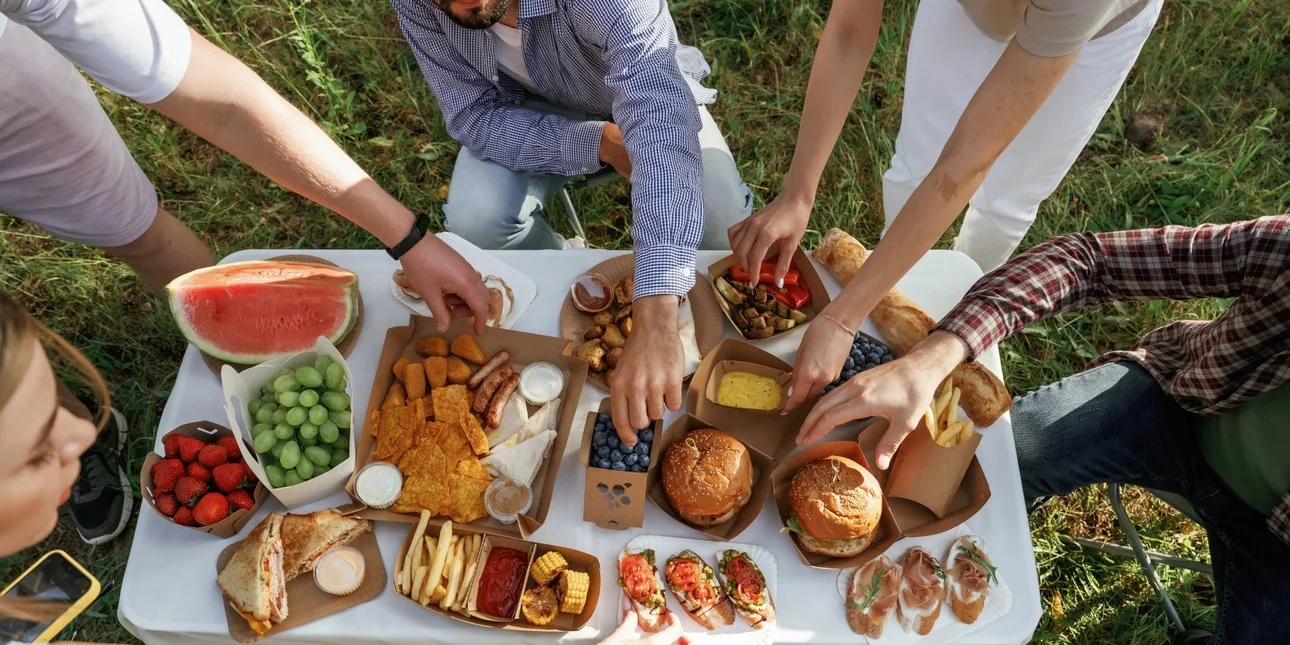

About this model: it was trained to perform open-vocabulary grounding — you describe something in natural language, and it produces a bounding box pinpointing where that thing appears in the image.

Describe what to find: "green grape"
[255,407,274,424]
[314,355,333,374]
[279,441,301,469]
[277,390,299,408]
[260,391,277,405]
[329,409,351,429]
[264,465,286,488]
[298,422,319,440]
[315,464,331,476]
[330,450,348,467]
[332,433,349,449]
[253,431,277,454]
[252,422,273,437]
[318,421,339,444]
[271,408,288,425]
[325,362,345,390]
[272,374,300,393]
[295,458,315,481]
[321,391,350,412]
[305,446,331,467]
[270,439,287,460]
[248,399,263,417]
[297,389,320,409]
[273,423,294,440]
[286,406,308,427]
[300,433,318,447]
[295,366,324,388]
[277,367,294,379]
[308,405,329,426]
[261,402,279,414]
[284,471,303,487]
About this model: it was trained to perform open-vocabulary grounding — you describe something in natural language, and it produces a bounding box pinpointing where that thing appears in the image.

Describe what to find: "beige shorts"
[0,21,157,248]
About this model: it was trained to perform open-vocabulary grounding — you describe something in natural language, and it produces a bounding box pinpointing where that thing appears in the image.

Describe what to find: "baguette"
[813,229,1011,426]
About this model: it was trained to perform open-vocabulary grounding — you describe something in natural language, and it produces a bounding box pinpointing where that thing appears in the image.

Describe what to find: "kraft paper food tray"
[346,315,588,538]
[706,246,832,342]
[770,441,902,570]
[686,338,813,460]
[645,414,774,541]
[221,336,356,510]
[216,525,385,643]
[467,535,536,622]
[578,398,664,530]
[886,414,985,519]
[140,421,269,538]
[857,419,991,537]
[394,520,601,631]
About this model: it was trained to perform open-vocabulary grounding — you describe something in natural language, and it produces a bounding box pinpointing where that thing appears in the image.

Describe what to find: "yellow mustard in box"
[716,371,783,410]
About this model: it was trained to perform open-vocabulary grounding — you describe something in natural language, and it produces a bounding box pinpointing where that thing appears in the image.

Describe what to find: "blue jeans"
[1014,361,1290,643]
[442,102,753,251]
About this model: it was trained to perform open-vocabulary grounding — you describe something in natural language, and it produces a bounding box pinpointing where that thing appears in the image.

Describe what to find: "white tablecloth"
[119,249,1041,644]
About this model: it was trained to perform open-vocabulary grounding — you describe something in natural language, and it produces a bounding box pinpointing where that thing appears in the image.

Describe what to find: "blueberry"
[595,421,605,433]
[881,355,894,364]
[844,357,855,370]
[607,435,620,450]
[625,453,639,466]
[597,458,611,469]
[610,449,624,462]
[639,429,654,443]
[611,461,628,472]
[633,464,647,473]
[635,443,649,456]
[593,433,607,447]
[596,445,610,458]
[639,455,650,468]
[598,411,611,423]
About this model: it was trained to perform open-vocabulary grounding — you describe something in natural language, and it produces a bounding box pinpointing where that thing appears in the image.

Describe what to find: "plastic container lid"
[484,477,533,525]
[354,461,403,509]
[313,546,366,596]
[519,362,564,405]
[571,273,613,313]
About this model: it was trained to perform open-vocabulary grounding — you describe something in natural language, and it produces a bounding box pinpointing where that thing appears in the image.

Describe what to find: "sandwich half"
[845,555,901,638]
[619,548,668,632]
[216,513,287,636]
[946,535,996,624]
[280,510,371,581]
[897,546,944,635]
[715,549,775,629]
[663,550,735,630]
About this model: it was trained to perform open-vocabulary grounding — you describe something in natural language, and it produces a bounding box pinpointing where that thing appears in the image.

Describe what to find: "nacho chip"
[455,456,492,482]
[373,399,423,463]
[448,474,492,523]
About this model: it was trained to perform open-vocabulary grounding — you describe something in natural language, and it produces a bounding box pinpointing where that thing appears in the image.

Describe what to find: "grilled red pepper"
[771,284,812,309]
[728,258,802,287]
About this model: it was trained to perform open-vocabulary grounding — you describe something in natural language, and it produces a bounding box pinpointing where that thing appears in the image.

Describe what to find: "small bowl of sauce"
[571,273,613,313]
[354,461,403,509]
[519,362,564,405]
[314,546,366,596]
[484,477,533,525]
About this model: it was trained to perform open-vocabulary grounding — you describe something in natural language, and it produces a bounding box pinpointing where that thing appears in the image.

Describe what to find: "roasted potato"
[575,340,608,372]
[613,277,633,307]
[601,324,627,349]
[614,305,632,324]
[606,347,623,369]
[592,311,614,327]
[584,325,605,341]
[620,317,633,337]
[714,276,744,306]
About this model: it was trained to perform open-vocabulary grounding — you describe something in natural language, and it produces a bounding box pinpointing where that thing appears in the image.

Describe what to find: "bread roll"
[812,229,1011,426]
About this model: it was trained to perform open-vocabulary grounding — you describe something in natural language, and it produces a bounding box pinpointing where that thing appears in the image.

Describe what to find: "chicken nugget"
[382,382,407,410]
[446,356,474,385]
[450,334,487,364]
[392,357,411,384]
[404,362,427,399]
[416,336,449,358]
[422,356,449,389]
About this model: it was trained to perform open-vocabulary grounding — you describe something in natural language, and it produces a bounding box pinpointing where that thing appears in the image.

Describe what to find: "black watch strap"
[386,213,430,261]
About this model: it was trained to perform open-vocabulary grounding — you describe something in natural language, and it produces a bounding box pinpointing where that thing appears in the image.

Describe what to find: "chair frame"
[557,167,621,239]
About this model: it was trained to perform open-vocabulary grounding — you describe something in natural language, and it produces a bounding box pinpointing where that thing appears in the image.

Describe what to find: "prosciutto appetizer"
[946,535,996,624]
[845,555,902,638]
[898,546,945,635]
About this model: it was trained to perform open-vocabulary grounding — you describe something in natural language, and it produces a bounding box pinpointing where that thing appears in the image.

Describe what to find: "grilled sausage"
[467,350,511,390]
[486,373,521,429]
[472,364,513,414]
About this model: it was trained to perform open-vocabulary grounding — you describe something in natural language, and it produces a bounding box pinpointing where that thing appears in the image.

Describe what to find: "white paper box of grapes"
[221,337,356,509]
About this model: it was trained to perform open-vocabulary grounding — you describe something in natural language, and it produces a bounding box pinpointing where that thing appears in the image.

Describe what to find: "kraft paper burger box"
[221,337,357,510]
[578,398,664,530]
[140,421,269,538]
[770,441,902,570]
[857,418,991,537]
[394,519,601,631]
[347,315,588,539]
[706,246,832,342]
[644,413,775,541]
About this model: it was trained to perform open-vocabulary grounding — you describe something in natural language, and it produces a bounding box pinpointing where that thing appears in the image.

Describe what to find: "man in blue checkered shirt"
[394,0,753,434]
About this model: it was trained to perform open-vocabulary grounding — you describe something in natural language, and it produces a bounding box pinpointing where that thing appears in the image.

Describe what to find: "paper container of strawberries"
[141,421,268,538]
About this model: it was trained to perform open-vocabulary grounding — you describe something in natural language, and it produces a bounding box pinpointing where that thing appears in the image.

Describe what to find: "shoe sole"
[79,408,134,546]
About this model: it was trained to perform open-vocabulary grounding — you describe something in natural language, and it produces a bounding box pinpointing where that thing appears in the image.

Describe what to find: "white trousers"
[882,0,1163,271]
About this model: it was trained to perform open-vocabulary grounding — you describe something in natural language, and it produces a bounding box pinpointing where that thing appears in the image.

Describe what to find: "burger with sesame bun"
[661,429,754,527]
[785,455,883,557]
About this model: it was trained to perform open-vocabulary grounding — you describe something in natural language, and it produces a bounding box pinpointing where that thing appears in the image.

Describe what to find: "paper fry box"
[770,441,901,570]
[686,338,812,459]
[578,398,663,530]
[140,422,268,538]
[645,414,774,541]
[394,521,600,632]
[857,420,991,537]
[347,315,588,539]
[706,246,832,342]
[886,415,985,518]
[221,337,356,510]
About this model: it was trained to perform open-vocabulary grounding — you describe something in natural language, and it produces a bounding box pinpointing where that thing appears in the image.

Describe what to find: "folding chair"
[557,167,621,239]
[1070,483,1213,633]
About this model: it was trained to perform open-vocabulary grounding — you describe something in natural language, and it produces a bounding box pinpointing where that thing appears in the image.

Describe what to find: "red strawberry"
[154,492,179,517]
[243,469,260,490]
[176,436,205,463]
[186,462,211,483]
[217,436,243,462]
[192,492,230,526]
[174,476,207,506]
[213,462,248,493]
[228,489,255,511]
[198,444,228,468]
[150,458,184,493]
[162,434,183,458]
[173,506,195,526]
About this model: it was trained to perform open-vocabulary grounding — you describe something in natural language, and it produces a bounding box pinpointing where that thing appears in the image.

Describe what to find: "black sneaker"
[70,407,133,545]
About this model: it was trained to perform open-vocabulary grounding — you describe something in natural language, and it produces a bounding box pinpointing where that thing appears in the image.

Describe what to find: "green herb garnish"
[957,544,998,585]
[785,516,805,536]
[846,566,885,612]
[931,559,946,581]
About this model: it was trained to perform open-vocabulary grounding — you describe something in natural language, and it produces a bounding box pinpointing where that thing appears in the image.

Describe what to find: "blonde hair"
[0,290,109,622]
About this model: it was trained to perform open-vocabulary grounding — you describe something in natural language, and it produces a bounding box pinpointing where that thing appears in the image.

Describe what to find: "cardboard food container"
[466,535,537,622]
[645,414,775,541]
[770,441,902,570]
[886,415,985,518]
[578,398,664,530]
[347,315,588,539]
[704,360,791,414]
[706,246,832,342]
[221,336,357,510]
[140,422,269,538]
[394,521,601,632]
[216,524,385,643]
[857,419,991,537]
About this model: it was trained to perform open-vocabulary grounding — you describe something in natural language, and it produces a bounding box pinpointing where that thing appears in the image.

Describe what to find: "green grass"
[2,0,1288,642]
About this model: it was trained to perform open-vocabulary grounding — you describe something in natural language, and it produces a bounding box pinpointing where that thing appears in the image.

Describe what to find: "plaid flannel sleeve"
[1271,495,1290,548]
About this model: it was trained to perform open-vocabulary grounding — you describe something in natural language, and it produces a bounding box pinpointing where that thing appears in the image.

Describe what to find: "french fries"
[397,518,484,614]
[925,378,977,447]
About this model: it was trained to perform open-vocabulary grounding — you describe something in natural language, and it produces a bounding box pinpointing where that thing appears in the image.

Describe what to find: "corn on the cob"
[521,587,559,626]
[559,569,589,614]
[530,551,568,586]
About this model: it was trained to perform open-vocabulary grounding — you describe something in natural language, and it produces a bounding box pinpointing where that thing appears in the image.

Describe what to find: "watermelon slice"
[167,261,360,364]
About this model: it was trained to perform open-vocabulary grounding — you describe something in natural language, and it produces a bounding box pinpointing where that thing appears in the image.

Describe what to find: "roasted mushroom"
[774,301,791,319]
[593,310,614,327]
[584,325,605,341]
[753,287,774,306]
[601,324,627,349]
[614,305,633,324]
[732,307,749,329]
[575,339,608,372]
[789,309,808,325]
[747,326,775,340]
[714,276,745,306]
[750,316,768,330]
[620,317,633,337]
[742,307,760,323]
[606,347,623,368]
[605,369,617,387]
[613,277,634,307]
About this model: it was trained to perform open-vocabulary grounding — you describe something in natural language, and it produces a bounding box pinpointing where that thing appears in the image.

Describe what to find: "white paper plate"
[624,535,777,644]
[834,525,1012,644]
[388,232,537,329]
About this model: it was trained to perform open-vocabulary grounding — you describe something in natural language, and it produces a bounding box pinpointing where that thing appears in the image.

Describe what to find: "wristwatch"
[385,213,431,261]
